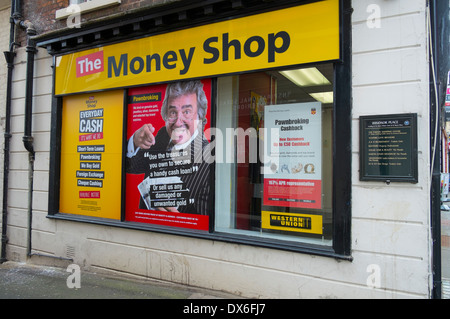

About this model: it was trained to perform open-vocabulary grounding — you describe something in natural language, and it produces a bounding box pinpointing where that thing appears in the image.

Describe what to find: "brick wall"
[17,0,181,43]
[22,0,67,32]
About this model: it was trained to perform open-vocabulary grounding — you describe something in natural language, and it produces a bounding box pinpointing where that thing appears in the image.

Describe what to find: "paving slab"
[0,261,239,299]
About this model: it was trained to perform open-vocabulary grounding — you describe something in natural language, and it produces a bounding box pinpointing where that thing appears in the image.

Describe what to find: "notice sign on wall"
[263,102,322,209]
[360,113,418,183]
[59,90,124,219]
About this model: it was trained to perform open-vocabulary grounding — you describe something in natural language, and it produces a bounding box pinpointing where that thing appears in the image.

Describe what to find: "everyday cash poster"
[59,90,124,219]
[263,102,322,209]
[125,79,212,231]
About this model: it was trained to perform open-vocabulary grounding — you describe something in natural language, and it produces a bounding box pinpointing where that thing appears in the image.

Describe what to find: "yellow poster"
[261,211,323,234]
[55,0,340,95]
[59,90,124,219]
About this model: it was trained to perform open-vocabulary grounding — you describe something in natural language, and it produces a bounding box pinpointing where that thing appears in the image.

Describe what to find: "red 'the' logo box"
[76,51,104,77]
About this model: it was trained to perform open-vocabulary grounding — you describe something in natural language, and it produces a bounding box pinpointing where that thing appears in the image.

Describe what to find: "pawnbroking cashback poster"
[263,102,322,209]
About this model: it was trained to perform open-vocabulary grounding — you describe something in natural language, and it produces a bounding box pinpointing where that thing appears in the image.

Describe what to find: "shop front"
[2,0,445,299]
[47,0,352,259]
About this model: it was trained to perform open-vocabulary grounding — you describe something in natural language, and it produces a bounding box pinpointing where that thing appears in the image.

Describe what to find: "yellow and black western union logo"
[270,214,312,229]
[262,211,323,234]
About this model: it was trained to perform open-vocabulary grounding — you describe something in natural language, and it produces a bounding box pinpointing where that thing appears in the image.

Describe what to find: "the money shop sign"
[55,0,340,95]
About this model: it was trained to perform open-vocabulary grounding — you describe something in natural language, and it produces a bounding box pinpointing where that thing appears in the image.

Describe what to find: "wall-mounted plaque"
[360,113,418,183]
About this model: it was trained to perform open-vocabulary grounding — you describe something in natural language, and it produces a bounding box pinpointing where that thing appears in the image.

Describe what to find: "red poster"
[125,80,212,230]
[263,179,322,209]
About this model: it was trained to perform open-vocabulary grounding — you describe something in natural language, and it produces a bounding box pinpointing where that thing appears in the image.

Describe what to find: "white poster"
[263,102,322,209]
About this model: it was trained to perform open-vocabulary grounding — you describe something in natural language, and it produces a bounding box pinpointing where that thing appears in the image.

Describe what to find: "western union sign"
[262,211,323,234]
[55,0,340,95]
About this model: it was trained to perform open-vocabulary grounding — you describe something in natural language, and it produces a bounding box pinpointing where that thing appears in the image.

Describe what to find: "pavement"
[0,204,449,300]
[0,260,241,300]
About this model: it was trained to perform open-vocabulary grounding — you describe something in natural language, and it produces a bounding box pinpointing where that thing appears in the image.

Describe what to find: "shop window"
[215,65,334,245]
[54,64,350,256]
[122,64,336,247]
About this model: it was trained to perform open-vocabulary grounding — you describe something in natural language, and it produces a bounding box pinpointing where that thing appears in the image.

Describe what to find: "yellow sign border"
[55,0,340,95]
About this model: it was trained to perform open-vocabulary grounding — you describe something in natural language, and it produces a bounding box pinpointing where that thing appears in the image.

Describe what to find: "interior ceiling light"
[309,92,334,104]
[280,67,331,87]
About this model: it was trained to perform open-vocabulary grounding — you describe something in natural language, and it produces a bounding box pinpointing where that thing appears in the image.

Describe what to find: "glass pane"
[214,64,334,245]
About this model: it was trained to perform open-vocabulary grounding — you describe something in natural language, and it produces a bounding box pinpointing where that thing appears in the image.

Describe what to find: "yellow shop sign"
[55,0,340,95]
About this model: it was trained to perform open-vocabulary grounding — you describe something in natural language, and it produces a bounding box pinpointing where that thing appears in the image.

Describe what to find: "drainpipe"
[1,1,71,263]
[429,0,450,299]
[0,2,19,264]
[10,0,37,258]
[22,19,36,258]
[23,24,36,157]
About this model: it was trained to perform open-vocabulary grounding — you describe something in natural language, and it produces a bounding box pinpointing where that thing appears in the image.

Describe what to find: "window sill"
[55,0,121,20]
[46,213,353,261]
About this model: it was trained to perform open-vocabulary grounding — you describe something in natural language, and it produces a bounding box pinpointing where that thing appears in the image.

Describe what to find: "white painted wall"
[0,5,11,226]
[1,0,433,298]
[351,0,432,297]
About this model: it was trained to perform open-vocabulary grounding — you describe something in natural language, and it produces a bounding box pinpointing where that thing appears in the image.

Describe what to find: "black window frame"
[46,0,352,260]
